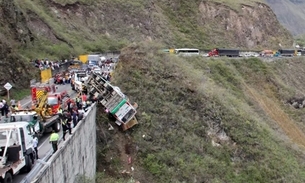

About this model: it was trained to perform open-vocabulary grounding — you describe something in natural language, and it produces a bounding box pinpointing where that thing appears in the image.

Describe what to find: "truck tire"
[24,154,32,173]
[3,172,12,183]
[52,121,61,132]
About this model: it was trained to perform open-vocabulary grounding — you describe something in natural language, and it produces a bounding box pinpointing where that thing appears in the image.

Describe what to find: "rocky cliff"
[13,0,294,51]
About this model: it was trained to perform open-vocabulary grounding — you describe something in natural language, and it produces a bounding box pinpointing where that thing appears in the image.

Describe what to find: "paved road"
[12,80,77,183]
[12,62,116,183]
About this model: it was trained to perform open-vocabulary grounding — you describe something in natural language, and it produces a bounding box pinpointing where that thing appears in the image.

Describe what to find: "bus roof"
[175,48,199,50]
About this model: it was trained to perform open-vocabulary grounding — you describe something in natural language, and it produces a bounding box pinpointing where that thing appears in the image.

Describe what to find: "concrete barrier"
[31,104,97,183]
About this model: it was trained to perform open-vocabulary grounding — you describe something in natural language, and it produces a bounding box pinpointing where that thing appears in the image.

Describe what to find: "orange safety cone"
[17,101,22,110]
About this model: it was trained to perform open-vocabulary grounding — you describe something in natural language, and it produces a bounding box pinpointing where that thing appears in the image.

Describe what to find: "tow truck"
[9,89,63,137]
[86,72,138,131]
[0,122,36,183]
[9,110,60,137]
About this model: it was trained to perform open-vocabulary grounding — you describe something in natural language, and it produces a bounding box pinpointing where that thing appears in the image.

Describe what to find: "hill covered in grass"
[95,42,305,183]
[0,0,294,88]
[12,0,293,58]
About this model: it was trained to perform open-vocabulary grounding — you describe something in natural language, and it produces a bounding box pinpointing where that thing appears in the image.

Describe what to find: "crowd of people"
[49,92,95,153]
[33,56,119,154]
[32,58,70,70]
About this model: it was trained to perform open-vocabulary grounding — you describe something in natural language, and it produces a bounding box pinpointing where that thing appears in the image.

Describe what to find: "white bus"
[174,48,200,56]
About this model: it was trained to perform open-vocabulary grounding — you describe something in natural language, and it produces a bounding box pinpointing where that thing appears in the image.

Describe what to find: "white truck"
[9,110,61,138]
[86,72,138,131]
[0,122,36,183]
[72,70,88,93]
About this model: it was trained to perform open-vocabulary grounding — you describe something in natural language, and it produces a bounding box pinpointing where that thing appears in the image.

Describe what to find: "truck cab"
[47,91,69,114]
[9,110,61,136]
[0,122,36,182]
[9,111,42,137]
[72,70,88,93]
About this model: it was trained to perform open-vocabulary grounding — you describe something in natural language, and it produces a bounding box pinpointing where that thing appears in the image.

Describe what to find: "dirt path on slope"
[244,84,305,148]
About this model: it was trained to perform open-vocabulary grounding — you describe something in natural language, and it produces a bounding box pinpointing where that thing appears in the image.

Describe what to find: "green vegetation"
[295,34,305,47]
[13,0,129,60]
[96,42,305,183]
[10,88,31,101]
[9,0,292,62]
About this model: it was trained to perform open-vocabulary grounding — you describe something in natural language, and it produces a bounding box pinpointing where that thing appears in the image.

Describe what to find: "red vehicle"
[31,85,69,114]
[31,84,56,103]
[47,91,69,114]
[208,48,240,57]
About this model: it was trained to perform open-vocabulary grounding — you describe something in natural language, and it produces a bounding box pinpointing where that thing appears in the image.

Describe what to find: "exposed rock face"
[12,0,293,51]
[198,2,293,49]
[0,0,295,87]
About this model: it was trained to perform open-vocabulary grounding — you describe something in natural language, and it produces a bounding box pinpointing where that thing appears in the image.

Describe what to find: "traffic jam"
[0,53,139,182]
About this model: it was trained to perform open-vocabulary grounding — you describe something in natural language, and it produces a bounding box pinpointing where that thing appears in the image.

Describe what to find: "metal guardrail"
[19,150,53,183]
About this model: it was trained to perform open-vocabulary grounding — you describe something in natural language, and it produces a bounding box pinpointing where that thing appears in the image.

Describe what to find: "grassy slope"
[96,42,305,183]
[12,0,292,61]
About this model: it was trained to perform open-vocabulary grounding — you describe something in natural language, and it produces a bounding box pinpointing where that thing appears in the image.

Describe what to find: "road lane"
[13,79,77,183]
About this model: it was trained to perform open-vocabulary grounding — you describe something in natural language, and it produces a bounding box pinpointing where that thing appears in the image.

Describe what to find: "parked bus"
[174,48,200,56]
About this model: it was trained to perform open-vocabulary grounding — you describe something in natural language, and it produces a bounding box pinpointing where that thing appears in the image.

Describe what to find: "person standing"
[33,137,39,159]
[2,102,9,118]
[61,116,72,141]
[10,99,16,108]
[72,108,78,128]
[0,100,4,116]
[75,96,81,109]
[49,130,59,153]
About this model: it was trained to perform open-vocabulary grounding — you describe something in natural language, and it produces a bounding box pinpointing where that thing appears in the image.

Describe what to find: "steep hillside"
[0,1,38,88]
[0,0,293,92]
[265,0,305,36]
[11,0,292,58]
[96,42,305,183]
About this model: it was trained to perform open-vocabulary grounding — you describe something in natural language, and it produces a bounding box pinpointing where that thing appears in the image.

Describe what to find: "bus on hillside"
[174,48,200,56]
